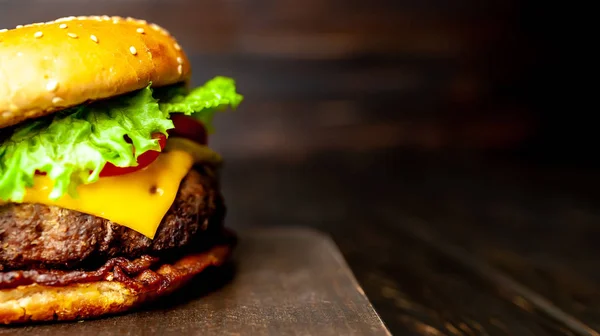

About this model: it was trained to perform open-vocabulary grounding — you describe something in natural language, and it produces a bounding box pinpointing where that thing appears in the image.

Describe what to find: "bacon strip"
[0,244,233,293]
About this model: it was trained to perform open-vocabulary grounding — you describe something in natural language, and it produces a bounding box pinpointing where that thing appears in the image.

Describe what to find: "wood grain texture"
[0,228,390,335]
[221,151,600,335]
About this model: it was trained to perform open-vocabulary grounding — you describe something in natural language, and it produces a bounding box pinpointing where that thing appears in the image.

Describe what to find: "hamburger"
[0,16,242,324]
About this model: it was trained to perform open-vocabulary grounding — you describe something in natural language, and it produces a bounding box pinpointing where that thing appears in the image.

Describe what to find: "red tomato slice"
[168,114,207,145]
[99,133,166,177]
[101,115,206,177]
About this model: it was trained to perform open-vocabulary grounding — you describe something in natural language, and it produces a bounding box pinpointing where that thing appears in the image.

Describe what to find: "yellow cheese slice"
[12,149,194,238]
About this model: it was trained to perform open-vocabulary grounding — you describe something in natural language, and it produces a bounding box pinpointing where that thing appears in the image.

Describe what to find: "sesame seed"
[137,20,147,25]
[34,31,43,38]
[46,79,59,92]
[16,25,23,29]
[174,43,181,51]
[0,29,7,33]
[129,46,137,55]
[59,23,68,29]
[90,34,98,43]
[177,64,183,75]
[177,57,183,64]
[2,111,12,118]
[150,24,161,31]
[52,97,64,105]
[67,32,78,39]
[136,28,145,34]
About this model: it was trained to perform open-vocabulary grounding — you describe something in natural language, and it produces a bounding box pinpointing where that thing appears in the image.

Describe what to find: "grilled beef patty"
[0,165,225,271]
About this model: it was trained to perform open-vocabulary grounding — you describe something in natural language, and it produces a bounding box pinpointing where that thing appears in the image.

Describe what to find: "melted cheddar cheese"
[18,150,194,238]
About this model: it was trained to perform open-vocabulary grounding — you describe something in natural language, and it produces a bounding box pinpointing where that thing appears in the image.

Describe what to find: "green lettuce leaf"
[0,76,242,202]
[159,76,243,132]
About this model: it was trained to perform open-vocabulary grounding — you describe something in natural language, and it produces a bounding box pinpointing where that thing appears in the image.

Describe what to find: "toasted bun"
[0,16,191,129]
[0,244,231,324]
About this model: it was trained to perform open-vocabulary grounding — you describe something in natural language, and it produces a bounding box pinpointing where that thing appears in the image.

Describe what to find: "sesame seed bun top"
[0,16,191,129]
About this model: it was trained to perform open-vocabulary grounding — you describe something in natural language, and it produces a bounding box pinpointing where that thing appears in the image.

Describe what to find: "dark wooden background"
[2,1,597,335]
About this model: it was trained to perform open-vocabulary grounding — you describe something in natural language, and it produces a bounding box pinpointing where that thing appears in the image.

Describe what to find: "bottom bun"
[0,244,232,324]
